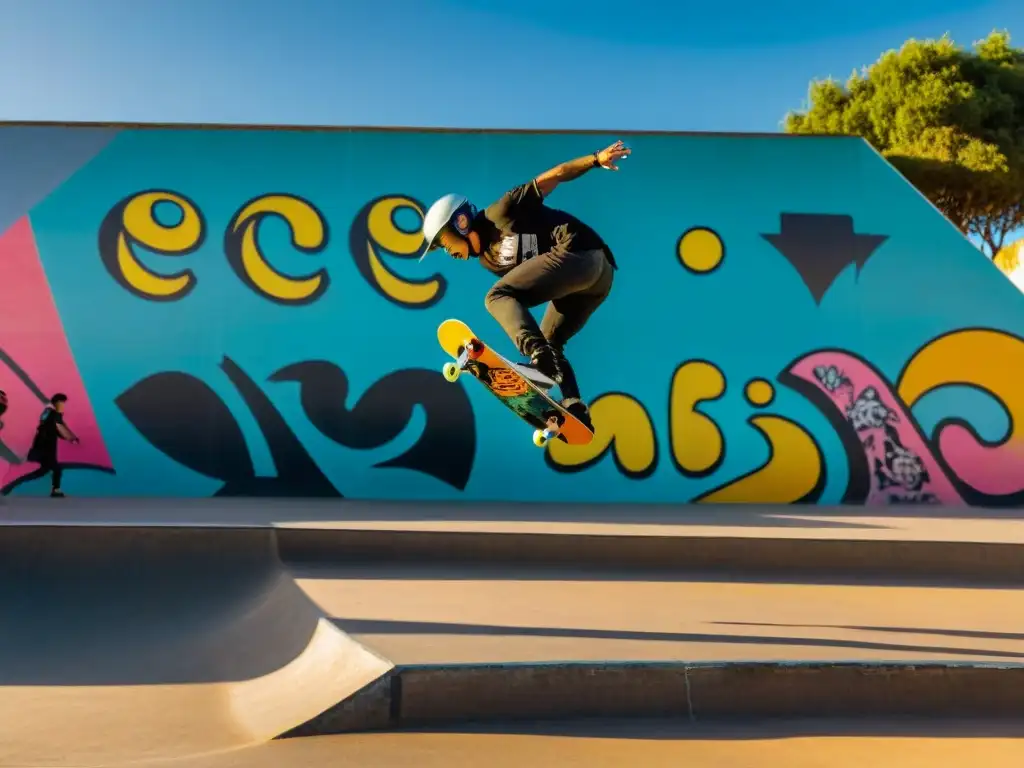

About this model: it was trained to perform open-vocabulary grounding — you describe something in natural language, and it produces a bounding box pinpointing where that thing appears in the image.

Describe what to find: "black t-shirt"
[474,180,612,277]
[29,407,62,460]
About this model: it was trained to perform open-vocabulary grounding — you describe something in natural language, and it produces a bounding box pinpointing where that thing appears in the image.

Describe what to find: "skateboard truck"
[442,338,484,383]
[532,414,564,448]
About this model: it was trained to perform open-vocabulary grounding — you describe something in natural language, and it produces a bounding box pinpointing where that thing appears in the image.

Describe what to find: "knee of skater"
[484,284,514,313]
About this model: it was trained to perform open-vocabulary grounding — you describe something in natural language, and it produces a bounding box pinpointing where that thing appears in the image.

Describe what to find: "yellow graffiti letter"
[351,195,446,309]
[225,194,329,305]
[98,190,205,301]
[899,328,1024,414]
[670,360,726,476]
[695,415,824,504]
[546,393,657,478]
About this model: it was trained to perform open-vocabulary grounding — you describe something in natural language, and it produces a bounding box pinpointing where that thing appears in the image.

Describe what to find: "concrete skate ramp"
[0,526,392,767]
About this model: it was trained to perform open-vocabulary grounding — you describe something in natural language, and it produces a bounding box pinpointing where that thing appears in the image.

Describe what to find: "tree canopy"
[784,31,1024,261]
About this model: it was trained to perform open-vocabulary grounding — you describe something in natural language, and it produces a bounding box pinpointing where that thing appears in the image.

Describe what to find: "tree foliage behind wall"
[784,31,1024,261]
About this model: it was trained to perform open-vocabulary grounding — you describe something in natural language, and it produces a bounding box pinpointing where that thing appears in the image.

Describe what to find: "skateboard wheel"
[532,429,548,447]
[442,362,461,382]
[466,338,484,360]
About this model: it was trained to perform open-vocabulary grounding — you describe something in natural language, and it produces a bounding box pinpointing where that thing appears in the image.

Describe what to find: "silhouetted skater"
[24,393,79,497]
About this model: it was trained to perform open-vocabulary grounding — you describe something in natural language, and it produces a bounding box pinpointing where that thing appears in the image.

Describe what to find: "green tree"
[784,31,1024,260]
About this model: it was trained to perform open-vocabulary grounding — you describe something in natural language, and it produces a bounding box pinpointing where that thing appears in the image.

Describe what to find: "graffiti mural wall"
[2,123,1023,505]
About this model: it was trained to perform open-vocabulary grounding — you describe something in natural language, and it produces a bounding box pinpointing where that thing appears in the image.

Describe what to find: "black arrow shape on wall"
[762,213,888,304]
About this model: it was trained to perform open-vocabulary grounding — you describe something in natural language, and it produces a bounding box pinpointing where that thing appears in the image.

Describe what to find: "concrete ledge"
[0,523,279,565]
[291,661,1024,736]
[277,528,1024,584]
[4,499,1023,583]
[3,524,1020,583]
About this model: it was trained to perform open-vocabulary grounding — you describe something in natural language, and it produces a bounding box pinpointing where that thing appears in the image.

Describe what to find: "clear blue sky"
[0,0,1020,132]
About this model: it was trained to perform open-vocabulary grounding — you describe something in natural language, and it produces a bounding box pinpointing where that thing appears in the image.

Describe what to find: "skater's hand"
[596,140,630,170]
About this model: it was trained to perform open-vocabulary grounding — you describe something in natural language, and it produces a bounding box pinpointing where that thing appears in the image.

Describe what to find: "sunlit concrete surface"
[3,506,1024,766]
[293,562,1024,664]
[145,719,1024,768]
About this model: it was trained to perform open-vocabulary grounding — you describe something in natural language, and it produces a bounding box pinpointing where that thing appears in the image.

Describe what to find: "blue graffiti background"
[20,127,1024,501]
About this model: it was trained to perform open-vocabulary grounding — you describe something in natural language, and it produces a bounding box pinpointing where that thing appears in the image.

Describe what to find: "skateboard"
[437,318,594,447]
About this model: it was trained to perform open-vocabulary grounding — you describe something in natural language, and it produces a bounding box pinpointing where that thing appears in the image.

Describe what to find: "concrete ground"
[291,561,1024,664]
[143,719,1024,768]
[3,500,1024,767]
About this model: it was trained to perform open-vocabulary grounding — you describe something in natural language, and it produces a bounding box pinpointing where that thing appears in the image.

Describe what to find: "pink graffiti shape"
[934,424,1024,498]
[788,351,966,506]
[0,216,113,488]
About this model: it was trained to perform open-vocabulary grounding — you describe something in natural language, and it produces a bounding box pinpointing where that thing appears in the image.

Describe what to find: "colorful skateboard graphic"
[437,319,595,448]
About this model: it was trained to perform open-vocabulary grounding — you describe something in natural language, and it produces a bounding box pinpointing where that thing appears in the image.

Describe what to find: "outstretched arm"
[534,140,631,197]
[57,422,79,444]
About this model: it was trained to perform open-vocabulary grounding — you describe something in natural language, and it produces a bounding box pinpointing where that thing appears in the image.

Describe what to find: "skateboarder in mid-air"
[420,139,631,430]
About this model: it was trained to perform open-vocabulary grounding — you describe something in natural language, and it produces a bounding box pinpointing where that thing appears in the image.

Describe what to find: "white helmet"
[420,193,475,260]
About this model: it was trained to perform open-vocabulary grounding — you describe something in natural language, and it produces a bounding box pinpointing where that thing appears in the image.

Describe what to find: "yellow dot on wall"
[745,378,775,407]
[677,227,724,274]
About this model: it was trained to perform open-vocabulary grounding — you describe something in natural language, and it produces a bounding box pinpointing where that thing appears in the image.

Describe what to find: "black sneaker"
[528,344,564,385]
[563,399,594,431]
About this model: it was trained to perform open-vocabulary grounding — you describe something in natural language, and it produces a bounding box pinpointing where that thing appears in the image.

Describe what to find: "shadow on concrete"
[289,560,1024,591]
[371,715,1024,740]
[0,526,324,685]
[6,497,1024,529]
[0,525,394,766]
[328,616,1024,660]
[716,621,1024,642]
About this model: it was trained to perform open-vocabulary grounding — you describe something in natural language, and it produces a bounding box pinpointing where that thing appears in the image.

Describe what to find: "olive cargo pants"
[484,247,614,403]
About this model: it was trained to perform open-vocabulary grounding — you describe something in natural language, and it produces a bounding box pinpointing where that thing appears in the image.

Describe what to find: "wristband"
[592,152,601,168]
